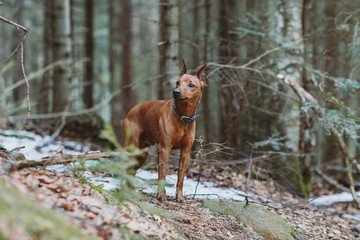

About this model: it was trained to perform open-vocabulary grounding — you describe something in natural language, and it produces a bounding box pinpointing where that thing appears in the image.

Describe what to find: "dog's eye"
[176,81,180,86]
[189,83,195,88]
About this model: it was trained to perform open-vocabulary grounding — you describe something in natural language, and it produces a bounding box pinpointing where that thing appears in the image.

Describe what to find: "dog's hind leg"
[124,128,150,174]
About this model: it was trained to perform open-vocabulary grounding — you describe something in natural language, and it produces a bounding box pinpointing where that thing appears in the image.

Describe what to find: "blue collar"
[172,99,199,123]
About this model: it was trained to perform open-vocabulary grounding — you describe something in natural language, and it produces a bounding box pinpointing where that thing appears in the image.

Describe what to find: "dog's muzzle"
[173,89,181,100]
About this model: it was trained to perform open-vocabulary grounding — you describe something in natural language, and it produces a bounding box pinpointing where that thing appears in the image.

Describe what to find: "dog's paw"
[176,194,186,203]
[157,192,167,201]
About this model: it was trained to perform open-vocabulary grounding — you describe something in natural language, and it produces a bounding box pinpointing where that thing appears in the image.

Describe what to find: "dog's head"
[173,59,207,102]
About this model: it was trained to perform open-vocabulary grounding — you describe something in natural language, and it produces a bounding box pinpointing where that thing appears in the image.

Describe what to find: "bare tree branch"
[0,16,30,32]
[0,15,31,117]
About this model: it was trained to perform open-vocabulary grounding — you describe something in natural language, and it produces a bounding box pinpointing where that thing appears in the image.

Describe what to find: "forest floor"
[0,128,359,239]
[2,161,359,239]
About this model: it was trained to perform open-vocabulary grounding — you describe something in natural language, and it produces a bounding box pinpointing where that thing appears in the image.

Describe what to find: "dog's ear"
[197,64,207,84]
[180,59,187,76]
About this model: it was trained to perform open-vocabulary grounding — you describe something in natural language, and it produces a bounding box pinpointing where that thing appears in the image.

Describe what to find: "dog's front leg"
[157,143,171,201]
[176,145,191,202]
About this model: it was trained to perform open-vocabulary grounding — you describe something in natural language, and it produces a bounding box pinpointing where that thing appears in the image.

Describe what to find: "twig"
[245,146,255,204]
[207,155,268,167]
[36,96,73,148]
[0,16,30,32]
[280,74,360,208]
[8,152,113,172]
[192,137,205,199]
[2,60,65,96]
[206,46,283,78]
[0,15,31,117]
[314,167,349,193]
[20,42,30,117]
[48,145,64,158]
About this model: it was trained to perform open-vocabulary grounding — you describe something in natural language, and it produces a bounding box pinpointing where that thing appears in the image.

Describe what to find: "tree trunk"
[202,0,212,144]
[51,0,73,113]
[109,0,123,144]
[121,0,135,116]
[38,0,52,114]
[191,1,200,69]
[312,0,338,169]
[83,0,94,109]
[158,0,179,99]
[268,0,308,197]
[271,0,304,153]
[11,0,25,104]
[217,0,239,151]
[158,0,166,100]
[300,0,315,193]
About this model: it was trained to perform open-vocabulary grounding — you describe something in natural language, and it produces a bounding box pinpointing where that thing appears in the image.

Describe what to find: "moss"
[204,200,304,240]
[295,157,313,199]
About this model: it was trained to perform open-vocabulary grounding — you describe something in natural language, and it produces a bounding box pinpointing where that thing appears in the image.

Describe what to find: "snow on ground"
[310,192,360,206]
[135,169,247,201]
[86,169,247,201]
[1,129,359,207]
[0,129,89,159]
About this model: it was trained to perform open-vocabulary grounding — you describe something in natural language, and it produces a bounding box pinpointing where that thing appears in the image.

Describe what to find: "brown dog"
[122,60,207,202]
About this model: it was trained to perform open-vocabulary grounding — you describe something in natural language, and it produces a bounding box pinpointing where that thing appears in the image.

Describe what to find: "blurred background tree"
[0,0,359,197]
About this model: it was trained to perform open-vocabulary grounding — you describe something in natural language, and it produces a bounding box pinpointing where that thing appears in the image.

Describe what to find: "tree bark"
[83,0,94,108]
[271,0,304,153]
[38,0,52,114]
[202,0,212,144]
[158,0,179,99]
[217,0,239,151]
[51,0,73,113]
[109,0,123,144]
[121,0,135,116]
[158,0,166,100]
[11,0,25,103]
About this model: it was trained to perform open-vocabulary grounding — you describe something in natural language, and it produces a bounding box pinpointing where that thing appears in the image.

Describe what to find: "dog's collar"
[172,99,199,123]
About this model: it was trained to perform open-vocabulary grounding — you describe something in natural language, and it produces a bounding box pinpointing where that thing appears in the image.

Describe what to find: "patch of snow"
[135,169,246,201]
[324,207,360,222]
[310,191,360,206]
[0,129,89,159]
[46,164,69,173]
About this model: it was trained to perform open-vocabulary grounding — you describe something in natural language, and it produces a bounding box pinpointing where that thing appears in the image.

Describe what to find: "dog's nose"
[173,89,181,97]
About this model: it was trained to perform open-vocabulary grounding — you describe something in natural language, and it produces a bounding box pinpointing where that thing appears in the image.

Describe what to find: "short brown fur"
[122,60,207,202]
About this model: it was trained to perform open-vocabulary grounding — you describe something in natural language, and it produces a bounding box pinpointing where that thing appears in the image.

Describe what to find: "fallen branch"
[8,152,113,172]
[280,74,360,208]
[314,167,349,193]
